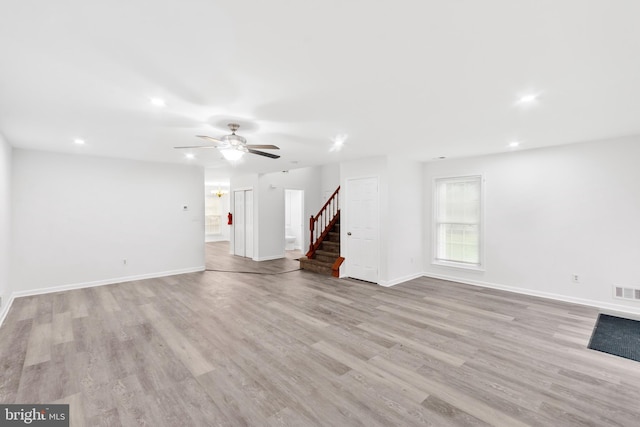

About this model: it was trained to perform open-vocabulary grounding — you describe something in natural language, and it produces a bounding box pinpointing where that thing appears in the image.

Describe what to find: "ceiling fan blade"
[248,149,280,159]
[196,135,224,144]
[174,145,219,149]
[245,144,280,150]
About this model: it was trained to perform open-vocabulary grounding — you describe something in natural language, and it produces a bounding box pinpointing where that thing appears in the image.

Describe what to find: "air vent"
[614,286,640,301]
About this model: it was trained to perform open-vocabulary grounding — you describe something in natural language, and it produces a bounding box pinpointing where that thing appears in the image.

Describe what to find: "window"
[434,175,482,268]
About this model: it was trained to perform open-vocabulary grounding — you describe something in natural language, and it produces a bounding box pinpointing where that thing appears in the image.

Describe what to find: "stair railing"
[307,186,340,258]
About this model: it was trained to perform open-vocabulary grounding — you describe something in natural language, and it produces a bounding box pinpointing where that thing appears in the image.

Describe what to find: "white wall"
[256,167,321,260]
[385,156,423,285]
[423,137,640,314]
[0,133,11,315]
[230,168,322,261]
[11,149,205,294]
[339,155,424,286]
[320,162,340,201]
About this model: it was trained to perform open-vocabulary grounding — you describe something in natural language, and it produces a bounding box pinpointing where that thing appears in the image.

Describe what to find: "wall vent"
[614,286,640,301]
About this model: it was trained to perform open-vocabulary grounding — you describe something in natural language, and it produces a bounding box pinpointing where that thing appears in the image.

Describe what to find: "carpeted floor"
[588,314,640,362]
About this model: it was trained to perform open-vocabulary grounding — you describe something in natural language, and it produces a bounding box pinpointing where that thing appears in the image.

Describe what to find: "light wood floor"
[2,242,640,426]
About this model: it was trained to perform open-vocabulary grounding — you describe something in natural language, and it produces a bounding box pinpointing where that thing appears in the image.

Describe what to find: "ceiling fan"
[174,123,280,161]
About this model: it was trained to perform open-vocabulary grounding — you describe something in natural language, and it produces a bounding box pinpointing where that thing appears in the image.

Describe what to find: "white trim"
[432,259,485,272]
[0,266,205,328]
[431,174,485,270]
[422,272,640,316]
[344,175,380,284]
[230,186,254,256]
[378,272,424,287]
[253,254,284,261]
[0,294,16,328]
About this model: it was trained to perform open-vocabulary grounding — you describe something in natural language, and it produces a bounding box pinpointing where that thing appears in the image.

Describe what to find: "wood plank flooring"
[2,241,640,426]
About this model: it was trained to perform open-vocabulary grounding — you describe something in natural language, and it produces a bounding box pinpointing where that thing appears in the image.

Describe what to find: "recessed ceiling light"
[185,153,195,159]
[73,138,85,145]
[150,97,166,107]
[517,94,538,104]
[330,133,348,152]
[508,141,520,148]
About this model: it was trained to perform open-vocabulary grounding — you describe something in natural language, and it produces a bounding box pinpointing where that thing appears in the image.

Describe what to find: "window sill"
[432,260,485,272]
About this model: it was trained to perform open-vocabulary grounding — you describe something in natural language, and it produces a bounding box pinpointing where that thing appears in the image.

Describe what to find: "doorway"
[233,189,254,258]
[284,189,304,252]
[345,176,379,283]
[204,185,230,243]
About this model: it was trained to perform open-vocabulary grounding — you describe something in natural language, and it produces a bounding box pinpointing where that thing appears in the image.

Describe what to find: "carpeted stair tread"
[300,258,334,268]
[327,231,340,242]
[320,241,340,252]
[316,249,340,257]
[299,257,333,275]
[315,254,339,264]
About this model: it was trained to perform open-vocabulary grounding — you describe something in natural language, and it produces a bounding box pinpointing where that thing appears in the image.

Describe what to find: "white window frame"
[432,174,484,271]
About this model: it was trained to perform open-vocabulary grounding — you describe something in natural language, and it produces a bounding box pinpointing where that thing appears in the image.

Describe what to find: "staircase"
[299,186,344,277]
[299,218,343,276]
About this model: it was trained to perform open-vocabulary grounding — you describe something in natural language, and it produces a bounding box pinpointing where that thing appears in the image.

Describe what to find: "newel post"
[308,215,315,255]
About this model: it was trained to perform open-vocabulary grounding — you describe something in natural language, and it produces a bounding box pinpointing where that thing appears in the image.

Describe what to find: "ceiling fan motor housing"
[222,134,247,146]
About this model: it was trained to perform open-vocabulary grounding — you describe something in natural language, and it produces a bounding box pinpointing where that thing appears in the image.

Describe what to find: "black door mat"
[588,314,640,362]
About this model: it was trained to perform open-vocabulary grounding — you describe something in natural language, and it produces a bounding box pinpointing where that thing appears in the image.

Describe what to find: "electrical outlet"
[572,274,579,283]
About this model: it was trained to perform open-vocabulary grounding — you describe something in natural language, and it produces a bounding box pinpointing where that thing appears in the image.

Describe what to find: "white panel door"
[346,177,379,283]
[245,190,253,258]
[233,190,245,257]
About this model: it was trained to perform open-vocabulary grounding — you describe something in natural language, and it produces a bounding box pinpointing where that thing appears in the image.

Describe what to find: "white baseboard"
[0,293,16,329]
[378,272,424,287]
[0,266,205,328]
[422,272,640,317]
[253,254,285,262]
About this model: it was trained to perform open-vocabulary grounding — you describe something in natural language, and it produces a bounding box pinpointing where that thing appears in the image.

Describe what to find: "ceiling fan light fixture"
[177,123,280,160]
[220,148,245,162]
[222,134,246,146]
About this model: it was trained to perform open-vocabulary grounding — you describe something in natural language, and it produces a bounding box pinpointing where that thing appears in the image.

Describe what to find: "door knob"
[347,232,352,236]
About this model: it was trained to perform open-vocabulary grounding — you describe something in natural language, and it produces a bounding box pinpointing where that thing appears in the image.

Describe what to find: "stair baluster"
[307,186,340,259]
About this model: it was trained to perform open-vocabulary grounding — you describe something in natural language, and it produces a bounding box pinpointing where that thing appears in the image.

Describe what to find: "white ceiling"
[2,1,640,177]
